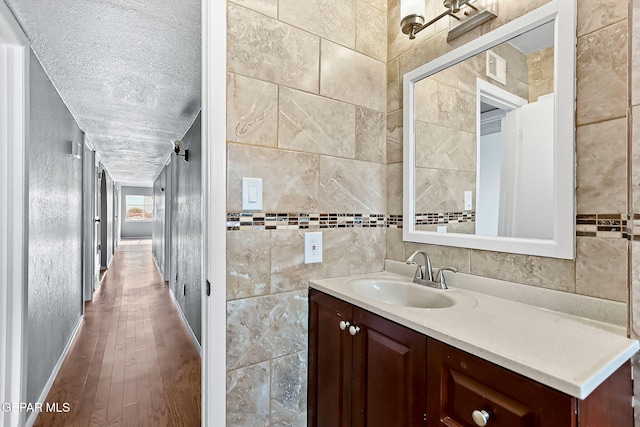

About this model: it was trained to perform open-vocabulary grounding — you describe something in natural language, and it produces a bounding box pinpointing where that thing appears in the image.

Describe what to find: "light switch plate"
[304,232,322,264]
[464,191,473,211]
[242,177,262,211]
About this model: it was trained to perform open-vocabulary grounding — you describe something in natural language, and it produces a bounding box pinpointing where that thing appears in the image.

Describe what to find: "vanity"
[308,265,638,427]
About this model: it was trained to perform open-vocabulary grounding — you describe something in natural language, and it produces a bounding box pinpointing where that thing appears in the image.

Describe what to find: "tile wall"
[226,1,387,425]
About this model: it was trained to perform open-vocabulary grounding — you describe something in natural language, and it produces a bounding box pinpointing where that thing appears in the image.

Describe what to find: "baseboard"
[169,289,202,357]
[25,314,83,427]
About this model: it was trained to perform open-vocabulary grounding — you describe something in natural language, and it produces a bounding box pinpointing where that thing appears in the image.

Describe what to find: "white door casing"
[202,0,227,424]
[0,2,29,426]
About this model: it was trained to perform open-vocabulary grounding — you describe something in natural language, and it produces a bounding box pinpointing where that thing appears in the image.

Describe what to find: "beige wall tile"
[415,168,475,212]
[387,162,403,215]
[436,82,476,134]
[229,0,277,18]
[279,87,356,158]
[576,118,627,214]
[227,143,320,212]
[227,231,272,300]
[271,352,307,425]
[364,0,387,10]
[576,237,628,302]
[270,230,323,293]
[576,20,627,126]
[355,107,386,163]
[386,228,404,261]
[347,228,387,274]
[357,0,387,62]
[228,3,320,93]
[322,229,358,278]
[415,121,474,171]
[484,0,551,33]
[320,40,386,112]
[227,361,270,426]
[469,250,576,292]
[633,1,640,106]
[270,229,384,294]
[415,121,455,169]
[404,242,472,274]
[388,58,401,112]
[577,0,627,37]
[414,77,439,124]
[279,0,356,48]
[398,31,448,78]
[319,156,387,213]
[227,290,308,370]
[227,73,278,147]
[387,109,403,164]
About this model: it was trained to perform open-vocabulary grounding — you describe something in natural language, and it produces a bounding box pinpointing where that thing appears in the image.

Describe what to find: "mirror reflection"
[413,21,555,239]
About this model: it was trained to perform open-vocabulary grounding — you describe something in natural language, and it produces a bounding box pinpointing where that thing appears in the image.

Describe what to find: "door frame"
[201,0,227,425]
[0,2,29,426]
[82,139,96,302]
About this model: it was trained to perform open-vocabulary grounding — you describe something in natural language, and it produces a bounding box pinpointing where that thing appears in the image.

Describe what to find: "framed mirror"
[403,0,575,259]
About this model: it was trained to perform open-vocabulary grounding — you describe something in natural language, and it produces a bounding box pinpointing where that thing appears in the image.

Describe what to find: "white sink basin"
[347,278,456,309]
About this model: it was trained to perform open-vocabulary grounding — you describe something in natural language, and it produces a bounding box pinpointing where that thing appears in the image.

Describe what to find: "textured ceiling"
[4,0,201,185]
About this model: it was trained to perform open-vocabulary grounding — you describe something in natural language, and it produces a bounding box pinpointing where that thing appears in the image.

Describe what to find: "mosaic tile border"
[229,212,637,240]
[227,212,395,231]
[415,211,476,225]
[577,214,629,239]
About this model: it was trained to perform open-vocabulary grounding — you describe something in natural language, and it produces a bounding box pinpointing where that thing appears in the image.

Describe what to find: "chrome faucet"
[405,250,434,285]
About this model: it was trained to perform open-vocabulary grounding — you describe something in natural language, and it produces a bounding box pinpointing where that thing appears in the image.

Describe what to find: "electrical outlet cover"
[304,232,322,264]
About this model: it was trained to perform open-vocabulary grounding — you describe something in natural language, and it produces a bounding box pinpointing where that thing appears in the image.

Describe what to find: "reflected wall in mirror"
[414,21,555,239]
[403,0,575,259]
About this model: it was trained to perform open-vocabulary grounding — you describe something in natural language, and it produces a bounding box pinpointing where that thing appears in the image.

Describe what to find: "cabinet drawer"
[447,369,535,426]
[427,338,575,427]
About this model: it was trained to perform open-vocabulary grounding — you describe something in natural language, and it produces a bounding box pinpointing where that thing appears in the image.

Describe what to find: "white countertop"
[309,269,639,399]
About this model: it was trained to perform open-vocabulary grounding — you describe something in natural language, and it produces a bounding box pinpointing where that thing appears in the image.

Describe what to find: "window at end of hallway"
[125,195,153,221]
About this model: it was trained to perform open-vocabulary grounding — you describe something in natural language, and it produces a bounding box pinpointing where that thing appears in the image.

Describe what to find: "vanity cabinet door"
[426,338,576,427]
[351,307,427,427]
[308,290,354,427]
[309,290,427,427]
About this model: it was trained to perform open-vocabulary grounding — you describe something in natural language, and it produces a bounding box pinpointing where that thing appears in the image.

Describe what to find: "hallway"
[34,243,201,427]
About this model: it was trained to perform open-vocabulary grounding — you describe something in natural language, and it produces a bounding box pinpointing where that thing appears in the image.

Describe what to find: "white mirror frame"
[403,0,575,259]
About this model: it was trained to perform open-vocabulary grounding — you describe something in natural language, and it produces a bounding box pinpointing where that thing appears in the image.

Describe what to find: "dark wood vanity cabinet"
[427,338,633,427]
[308,289,427,427]
[309,289,633,427]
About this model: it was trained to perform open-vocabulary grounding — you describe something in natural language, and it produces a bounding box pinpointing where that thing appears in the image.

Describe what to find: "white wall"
[511,94,555,239]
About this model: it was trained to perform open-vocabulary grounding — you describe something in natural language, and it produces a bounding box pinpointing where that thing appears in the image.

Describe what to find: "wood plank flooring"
[34,244,201,427]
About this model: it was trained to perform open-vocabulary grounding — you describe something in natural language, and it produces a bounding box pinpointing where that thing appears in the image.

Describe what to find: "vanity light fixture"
[173,139,189,162]
[400,0,496,41]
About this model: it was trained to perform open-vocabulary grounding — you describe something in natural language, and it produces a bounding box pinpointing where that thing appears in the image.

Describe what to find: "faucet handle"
[437,267,458,289]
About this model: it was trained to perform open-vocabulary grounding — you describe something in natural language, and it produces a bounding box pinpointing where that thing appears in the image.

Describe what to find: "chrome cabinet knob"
[348,325,360,336]
[472,410,490,426]
[339,320,350,331]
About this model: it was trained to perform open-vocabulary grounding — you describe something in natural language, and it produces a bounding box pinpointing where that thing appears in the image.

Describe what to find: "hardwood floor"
[34,244,201,427]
